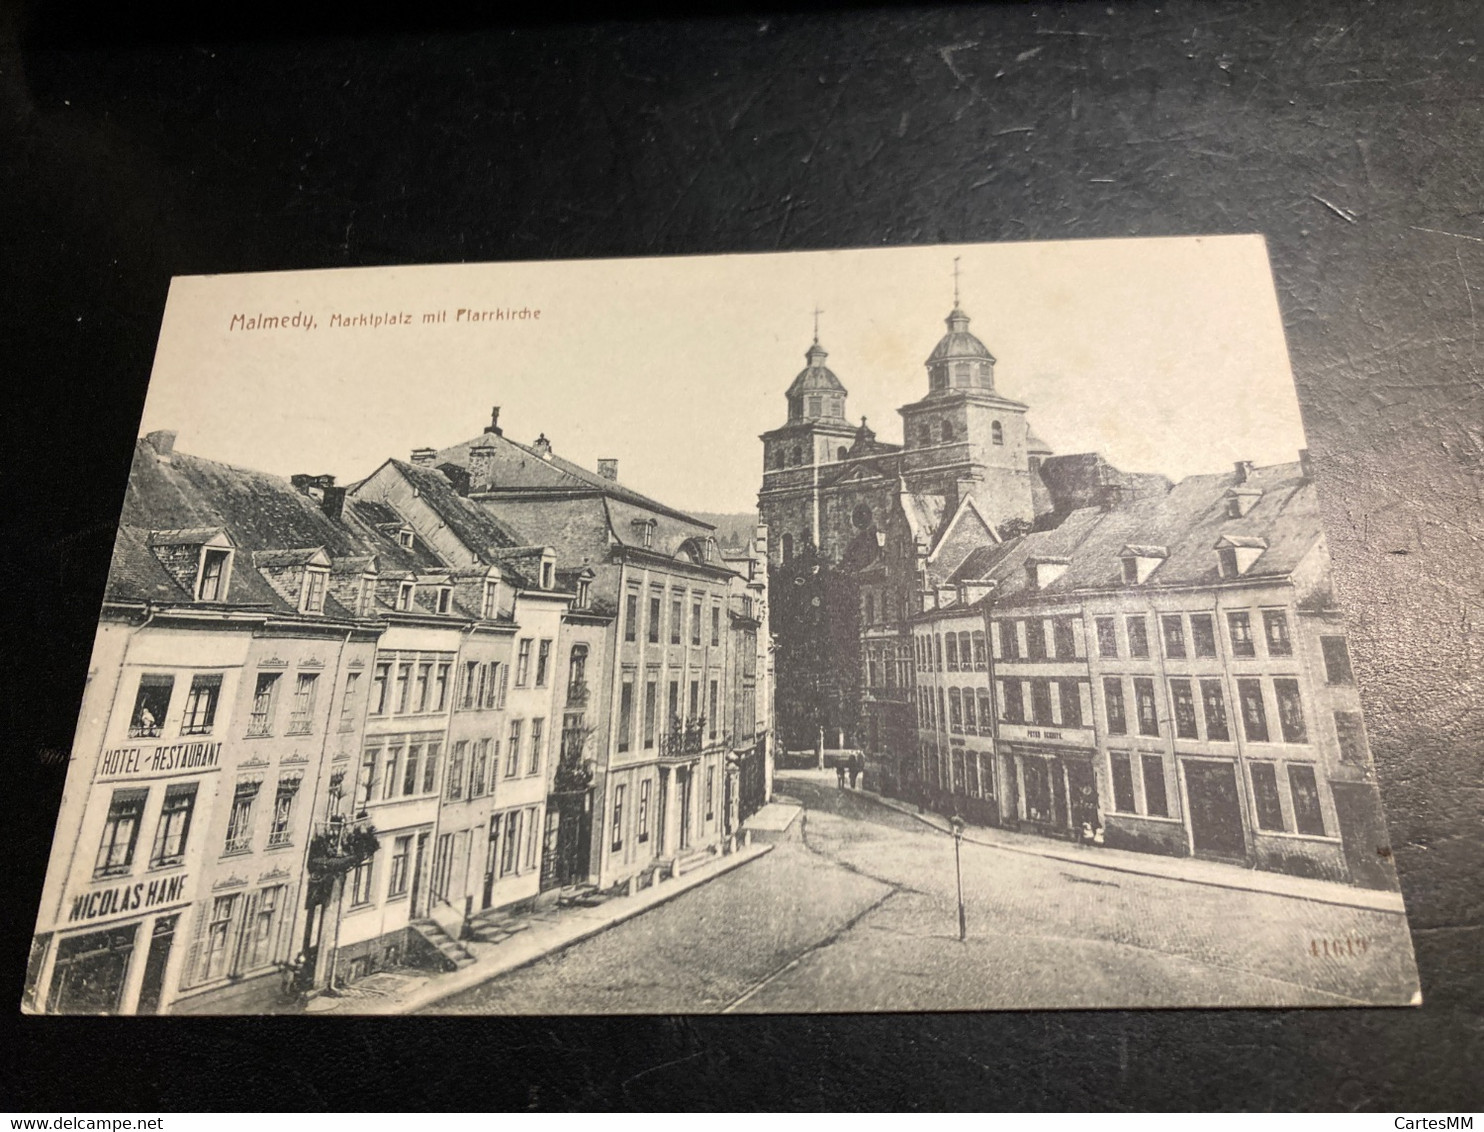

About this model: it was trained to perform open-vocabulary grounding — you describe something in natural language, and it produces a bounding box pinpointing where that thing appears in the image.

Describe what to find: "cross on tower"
[953,256,961,307]
[812,305,824,344]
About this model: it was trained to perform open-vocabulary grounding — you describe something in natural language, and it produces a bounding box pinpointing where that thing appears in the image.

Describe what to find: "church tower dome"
[785,336,848,423]
[925,306,996,394]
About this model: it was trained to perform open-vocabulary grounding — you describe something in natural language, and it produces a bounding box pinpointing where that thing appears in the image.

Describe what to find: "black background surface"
[2,0,1480,1111]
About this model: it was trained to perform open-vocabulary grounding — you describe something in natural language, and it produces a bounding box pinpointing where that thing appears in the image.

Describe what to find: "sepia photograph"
[23,236,1423,1017]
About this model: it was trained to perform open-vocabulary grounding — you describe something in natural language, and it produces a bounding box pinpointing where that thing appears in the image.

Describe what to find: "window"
[691,599,703,646]
[541,561,554,590]
[128,674,174,739]
[1121,558,1139,585]
[388,836,412,897]
[223,782,259,855]
[568,644,588,702]
[670,595,683,644]
[245,673,280,737]
[1263,610,1292,656]
[941,420,954,442]
[963,689,978,733]
[371,662,390,715]
[945,633,959,671]
[971,631,987,670]
[1335,711,1369,764]
[267,776,300,847]
[396,582,414,612]
[1110,754,1136,812]
[1227,611,1255,657]
[618,673,635,752]
[1238,678,1269,742]
[1274,678,1307,743]
[339,671,361,731]
[1171,679,1198,739]
[807,395,822,417]
[435,587,452,615]
[246,885,285,970]
[1218,547,1240,578]
[1161,615,1186,659]
[1058,681,1082,728]
[482,580,499,620]
[999,621,1020,660]
[1250,762,1284,831]
[94,788,147,877]
[150,783,196,868]
[434,663,449,711]
[528,719,544,776]
[1200,679,1230,740]
[668,679,680,729]
[1126,616,1149,658]
[648,594,662,643]
[1142,756,1169,817]
[1321,636,1354,684]
[506,721,522,777]
[1030,680,1053,726]
[1288,764,1326,835]
[709,679,719,739]
[991,420,1003,445]
[198,548,231,601]
[381,746,402,800]
[612,785,626,851]
[397,530,414,550]
[356,747,377,810]
[1190,614,1217,658]
[402,744,422,796]
[1002,677,1024,723]
[1134,677,1159,736]
[1103,678,1126,735]
[643,675,658,748]
[638,779,651,842]
[525,807,541,870]
[470,739,490,798]
[199,895,238,983]
[394,662,411,714]
[414,663,431,712]
[287,672,318,735]
[349,857,374,906]
[516,639,532,686]
[949,688,963,732]
[1026,620,1047,660]
[501,811,521,876]
[496,664,508,708]
[302,568,328,614]
[461,662,478,710]
[448,742,467,801]
[180,673,222,736]
[1053,618,1076,659]
[325,770,346,820]
[625,592,639,642]
[780,533,794,561]
[422,742,441,794]
[535,640,552,687]
[711,604,721,647]
[1095,618,1118,659]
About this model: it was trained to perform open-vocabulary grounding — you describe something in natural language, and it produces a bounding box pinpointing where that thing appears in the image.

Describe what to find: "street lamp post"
[950,815,967,942]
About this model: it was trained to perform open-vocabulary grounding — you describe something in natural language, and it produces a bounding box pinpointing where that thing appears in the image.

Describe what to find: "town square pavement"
[427,770,1419,1013]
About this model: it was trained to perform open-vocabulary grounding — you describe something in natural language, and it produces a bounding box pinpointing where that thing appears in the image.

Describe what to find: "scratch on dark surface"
[1311,193,1358,223]
[936,41,979,86]
[994,125,1035,136]
[619,1049,706,1094]
[1411,225,1484,244]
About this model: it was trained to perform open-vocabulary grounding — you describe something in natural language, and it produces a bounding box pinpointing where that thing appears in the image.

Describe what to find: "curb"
[855,787,1407,916]
[353,842,776,1015]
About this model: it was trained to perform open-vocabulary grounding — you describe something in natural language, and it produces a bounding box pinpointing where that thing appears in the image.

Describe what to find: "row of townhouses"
[760,296,1394,891]
[27,417,772,1014]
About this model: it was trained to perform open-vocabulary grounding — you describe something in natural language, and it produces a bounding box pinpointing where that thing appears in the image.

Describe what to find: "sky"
[140,235,1308,515]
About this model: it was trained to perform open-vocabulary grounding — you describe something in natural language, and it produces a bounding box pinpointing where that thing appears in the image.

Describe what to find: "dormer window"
[1224,488,1263,519]
[436,587,452,614]
[398,529,414,550]
[1119,545,1169,585]
[396,582,415,611]
[197,547,233,602]
[1215,535,1268,577]
[1025,557,1069,590]
[481,580,499,619]
[300,567,328,614]
[540,553,555,591]
[632,518,656,549]
[577,578,591,607]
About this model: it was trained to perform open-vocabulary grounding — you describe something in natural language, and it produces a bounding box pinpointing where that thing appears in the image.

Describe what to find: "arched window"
[791,445,803,466]
[941,420,955,442]
[837,446,848,462]
[991,420,1004,445]
[780,532,794,561]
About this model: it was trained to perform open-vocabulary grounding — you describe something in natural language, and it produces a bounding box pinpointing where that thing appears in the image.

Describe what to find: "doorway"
[410,831,429,916]
[1184,759,1247,860]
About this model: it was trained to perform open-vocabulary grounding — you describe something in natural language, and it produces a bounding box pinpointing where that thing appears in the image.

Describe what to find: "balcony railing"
[657,717,732,759]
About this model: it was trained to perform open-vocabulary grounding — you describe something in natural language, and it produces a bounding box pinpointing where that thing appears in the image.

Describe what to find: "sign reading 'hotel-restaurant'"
[98,741,222,779]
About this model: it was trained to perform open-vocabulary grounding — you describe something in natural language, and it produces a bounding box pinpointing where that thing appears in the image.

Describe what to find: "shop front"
[1004,742,1102,844]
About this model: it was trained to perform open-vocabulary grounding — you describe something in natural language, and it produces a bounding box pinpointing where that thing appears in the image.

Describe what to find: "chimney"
[597,458,618,481]
[1234,460,1255,484]
[145,429,177,461]
[484,406,503,435]
[411,447,438,467]
[291,474,344,520]
[533,433,552,459]
[1298,448,1312,480]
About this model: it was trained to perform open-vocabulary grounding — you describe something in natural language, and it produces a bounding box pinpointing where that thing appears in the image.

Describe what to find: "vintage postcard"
[24,237,1422,1015]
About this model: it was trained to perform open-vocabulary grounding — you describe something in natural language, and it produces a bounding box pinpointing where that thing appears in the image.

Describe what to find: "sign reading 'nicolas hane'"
[97,741,222,779]
[68,873,190,924]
